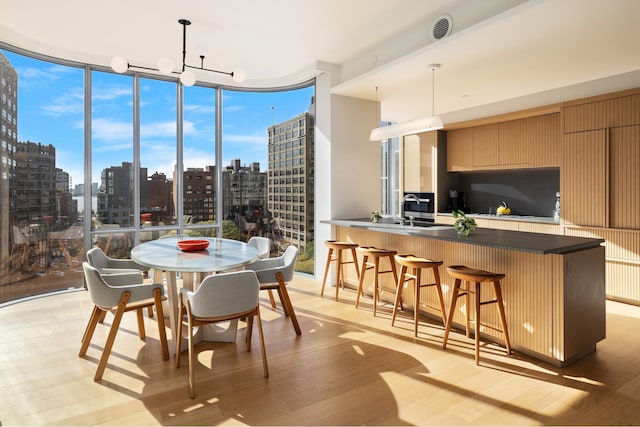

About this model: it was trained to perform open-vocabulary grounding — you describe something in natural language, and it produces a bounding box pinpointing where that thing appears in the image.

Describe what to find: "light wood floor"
[2,274,640,426]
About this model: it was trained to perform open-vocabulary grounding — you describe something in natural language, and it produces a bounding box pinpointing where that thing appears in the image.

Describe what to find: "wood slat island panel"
[326,221,605,366]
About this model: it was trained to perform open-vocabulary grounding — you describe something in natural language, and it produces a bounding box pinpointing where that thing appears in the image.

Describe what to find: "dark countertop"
[322,218,604,255]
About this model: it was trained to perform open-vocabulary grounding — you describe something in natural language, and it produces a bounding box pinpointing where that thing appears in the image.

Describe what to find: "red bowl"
[177,239,210,252]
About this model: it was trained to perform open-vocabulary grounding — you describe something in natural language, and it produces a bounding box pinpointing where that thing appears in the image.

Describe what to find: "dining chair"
[237,213,257,242]
[176,270,269,399]
[247,236,278,308]
[79,262,169,381]
[244,245,301,336]
[87,246,158,318]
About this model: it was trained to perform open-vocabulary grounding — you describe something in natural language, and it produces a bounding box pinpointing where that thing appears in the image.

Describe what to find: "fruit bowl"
[177,239,210,252]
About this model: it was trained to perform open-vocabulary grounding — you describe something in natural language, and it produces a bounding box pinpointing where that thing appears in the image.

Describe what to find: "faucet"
[400,193,420,225]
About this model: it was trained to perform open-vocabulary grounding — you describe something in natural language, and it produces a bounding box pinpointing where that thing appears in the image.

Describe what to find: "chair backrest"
[247,236,271,259]
[82,262,125,308]
[86,247,110,270]
[279,245,299,282]
[188,270,260,318]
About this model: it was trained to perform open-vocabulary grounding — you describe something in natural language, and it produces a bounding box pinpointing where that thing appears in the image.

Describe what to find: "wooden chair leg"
[256,307,269,378]
[320,248,334,297]
[153,288,169,361]
[136,308,146,340]
[355,255,369,309]
[389,257,402,311]
[79,305,102,356]
[493,280,512,354]
[391,266,407,327]
[276,272,301,335]
[433,267,447,325]
[443,278,462,349]
[246,313,254,350]
[373,257,381,317]
[187,310,196,399]
[414,269,421,337]
[147,306,154,318]
[474,282,481,365]
[335,249,343,301]
[98,310,107,323]
[94,292,130,382]
[267,289,277,309]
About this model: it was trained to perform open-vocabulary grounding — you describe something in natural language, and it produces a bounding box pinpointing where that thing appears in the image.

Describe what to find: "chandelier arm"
[184,63,234,77]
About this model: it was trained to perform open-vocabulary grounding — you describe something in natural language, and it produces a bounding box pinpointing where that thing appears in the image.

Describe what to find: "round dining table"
[131,236,259,352]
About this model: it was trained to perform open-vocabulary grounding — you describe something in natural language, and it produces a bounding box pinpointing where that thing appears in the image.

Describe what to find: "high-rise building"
[97,162,147,227]
[14,141,57,224]
[267,108,314,251]
[0,51,18,274]
[182,166,215,223]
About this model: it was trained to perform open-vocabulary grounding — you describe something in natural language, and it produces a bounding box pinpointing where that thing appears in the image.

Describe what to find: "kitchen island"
[322,218,606,366]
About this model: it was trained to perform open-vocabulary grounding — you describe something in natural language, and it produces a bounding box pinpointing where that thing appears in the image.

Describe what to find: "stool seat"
[446,265,505,283]
[443,265,512,365]
[391,254,447,337]
[321,240,360,301]
[355,246,399,316]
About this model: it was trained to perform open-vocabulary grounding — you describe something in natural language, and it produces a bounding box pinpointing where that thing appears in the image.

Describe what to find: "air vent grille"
[431,14,452,41]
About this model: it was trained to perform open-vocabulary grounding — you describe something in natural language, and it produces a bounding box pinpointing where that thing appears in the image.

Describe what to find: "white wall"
[314,72,380,281]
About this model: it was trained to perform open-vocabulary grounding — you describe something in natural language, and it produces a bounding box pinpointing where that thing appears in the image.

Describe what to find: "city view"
[0,48,315,304]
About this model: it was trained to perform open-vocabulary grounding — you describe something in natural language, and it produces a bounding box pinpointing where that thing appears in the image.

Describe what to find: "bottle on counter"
[553,192,560,221]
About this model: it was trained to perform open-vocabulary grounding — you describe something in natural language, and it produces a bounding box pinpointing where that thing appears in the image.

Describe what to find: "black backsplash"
[452,168,560,217]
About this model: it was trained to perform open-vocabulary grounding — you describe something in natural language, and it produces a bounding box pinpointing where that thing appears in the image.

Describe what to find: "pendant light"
[111,19,246,86]
[369,63,444,141]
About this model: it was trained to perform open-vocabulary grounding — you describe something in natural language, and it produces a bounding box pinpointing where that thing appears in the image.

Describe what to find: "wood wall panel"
[564,226,640,304]
[334,226,604,365]
[609,125,640,229]
[563,94,640,133]
[472,124,500,167]
[446,128,473,171]
[561,130,607,227]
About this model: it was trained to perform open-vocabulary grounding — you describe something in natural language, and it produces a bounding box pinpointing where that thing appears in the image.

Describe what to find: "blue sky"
[2,49,314,187]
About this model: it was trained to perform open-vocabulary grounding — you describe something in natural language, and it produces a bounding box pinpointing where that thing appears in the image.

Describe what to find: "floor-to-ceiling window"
[0,45,315,305]
[0,49,85,303]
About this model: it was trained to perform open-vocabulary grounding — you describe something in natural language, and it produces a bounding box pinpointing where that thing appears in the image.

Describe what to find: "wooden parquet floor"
[1,274,640,426]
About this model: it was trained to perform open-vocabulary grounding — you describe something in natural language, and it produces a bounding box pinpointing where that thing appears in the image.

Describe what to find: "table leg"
[165,271,179,355]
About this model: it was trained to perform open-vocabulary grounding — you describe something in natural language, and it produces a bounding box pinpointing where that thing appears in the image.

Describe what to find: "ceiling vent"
[431,14,453,41]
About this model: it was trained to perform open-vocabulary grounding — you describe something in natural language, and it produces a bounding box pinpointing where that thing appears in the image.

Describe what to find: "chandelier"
[110,19,246,86]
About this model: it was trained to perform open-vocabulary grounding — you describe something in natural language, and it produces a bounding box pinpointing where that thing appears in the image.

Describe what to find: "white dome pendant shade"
[369,63,443,141]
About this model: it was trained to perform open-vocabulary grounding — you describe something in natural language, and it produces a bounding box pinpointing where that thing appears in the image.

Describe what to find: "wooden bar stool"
[443,265,512,365]
[321,240,360,301]
[391,254,447,337]
[355,246,400,316]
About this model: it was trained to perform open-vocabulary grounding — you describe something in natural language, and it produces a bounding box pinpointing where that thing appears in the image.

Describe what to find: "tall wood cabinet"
[404,131,435,192]
[447,113,560,171]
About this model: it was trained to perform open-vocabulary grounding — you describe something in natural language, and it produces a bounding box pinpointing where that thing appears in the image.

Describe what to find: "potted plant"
[452,209,477,236]
[370,211,381,223]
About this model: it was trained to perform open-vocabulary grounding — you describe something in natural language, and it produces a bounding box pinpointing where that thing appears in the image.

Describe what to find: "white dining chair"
[244,245,301,336]
[87,246,160,318]
[247,236,279,307]
[79,262,169,381]
[176,270,269,399]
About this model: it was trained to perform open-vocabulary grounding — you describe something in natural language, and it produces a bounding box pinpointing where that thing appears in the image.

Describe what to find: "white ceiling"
[2,0,640,125]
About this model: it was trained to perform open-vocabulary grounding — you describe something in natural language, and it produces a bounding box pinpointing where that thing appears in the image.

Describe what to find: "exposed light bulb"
[232,69,246,83]
[157,57,174,74]
[180,70,196,86]
[110,56,129,73]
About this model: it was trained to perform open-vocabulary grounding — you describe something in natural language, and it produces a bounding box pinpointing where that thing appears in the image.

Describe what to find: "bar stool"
[321,240,360,301]
[443,265,512,365]
[355,246,400,316]
[391,254,447,337]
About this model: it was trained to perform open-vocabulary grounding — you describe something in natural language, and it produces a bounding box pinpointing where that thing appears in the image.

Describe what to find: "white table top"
[131,237,259,273]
